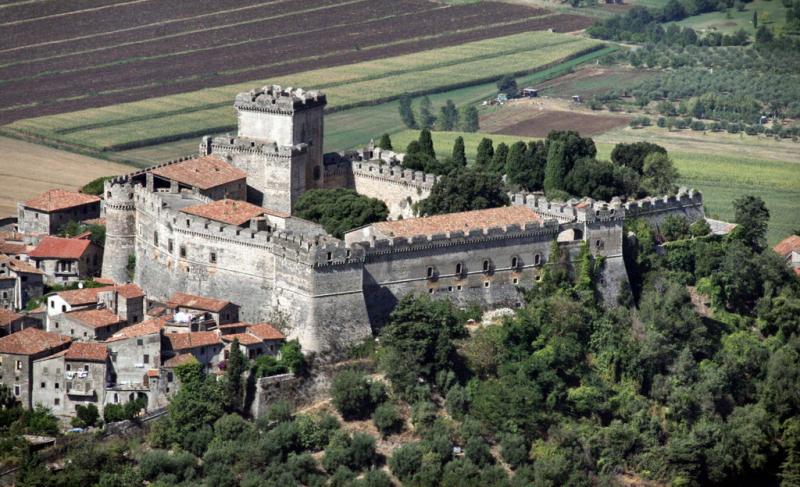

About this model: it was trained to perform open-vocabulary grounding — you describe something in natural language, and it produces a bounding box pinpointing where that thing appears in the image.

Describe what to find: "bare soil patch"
[0,136,130,217]
[495,110,631,137]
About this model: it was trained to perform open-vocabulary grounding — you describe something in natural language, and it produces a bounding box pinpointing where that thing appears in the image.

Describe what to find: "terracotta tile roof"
[0,231,23,242]
[23,189,100,213]
[5,258,46,275]
[65,308,121,329]
[371,206,541,239]
[29,236,90,260]
[0,308,23,327]
[795,267,800,277]
[181,199,269,226]
[222,333,263,346]
[55,285,112,306]
[0,241,28,255]
[165,331,221,351]
[147,305,168,317]
[0,327,70,355]
[105,317,165,342]
[110,283,145,299]
[65,342,108,362]
[167,292,232,313]
[774,235,800,257]
[247,323,286,341]
[94,277,115,285]
[150,156,246,190]
[163,353,198,368]
[216,322,249,330]
[146,369,159,378]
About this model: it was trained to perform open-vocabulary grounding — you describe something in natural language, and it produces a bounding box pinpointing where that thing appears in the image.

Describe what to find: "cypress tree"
[406,140,421,155]
[526,141,547,191]
[419,96,436,130]
[460,106,480,132]
[753,10,757,28]
[504,141,527,187]
[490,142,509,175]
[543,140,567,193]
[440,100,459,131]
[418,129,436,159]
[399,95,417,129]
[452,136,467,167]
[475,138,494,169]
[378,133,393,151]
[225,338,246,412]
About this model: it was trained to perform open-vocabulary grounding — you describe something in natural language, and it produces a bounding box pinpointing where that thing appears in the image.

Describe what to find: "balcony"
[65,371,95,396]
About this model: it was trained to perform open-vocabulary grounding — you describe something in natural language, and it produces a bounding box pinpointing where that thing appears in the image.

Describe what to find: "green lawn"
[389,129,800,245]
[672,0,792,35]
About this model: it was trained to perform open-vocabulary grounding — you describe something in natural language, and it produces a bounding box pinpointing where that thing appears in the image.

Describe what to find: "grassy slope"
[671,0,791,35]
[389,129,800,245]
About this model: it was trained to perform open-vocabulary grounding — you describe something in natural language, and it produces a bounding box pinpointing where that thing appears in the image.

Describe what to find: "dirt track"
[0,136,130,217]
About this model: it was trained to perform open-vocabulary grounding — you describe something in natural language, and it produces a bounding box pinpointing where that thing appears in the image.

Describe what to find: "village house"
[46,285,113,329]
[53,308,125,342]
[17,189,101,239]
[28,235,102,284]
[0,327,71,408]
[774,235,800,277]
[0,308,25,337]
[97,283,145,325]
[166,292,239,329]
[0,254,45,310]
[163,331,224,371]
[105,318,164,387]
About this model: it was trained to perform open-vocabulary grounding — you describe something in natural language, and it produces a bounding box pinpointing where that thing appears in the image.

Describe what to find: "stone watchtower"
[101,178,136,284]
[203,85,326,215]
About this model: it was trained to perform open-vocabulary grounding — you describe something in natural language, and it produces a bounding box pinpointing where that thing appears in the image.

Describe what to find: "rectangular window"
[54,398,60,406]
[16,360,22,370]
[14,386,19,396]
[143,354,149,364]
[137,338,143,346]
[83,365,89,372]
[40,382,45,388]
[66,364,71,371]
[54,382,59,389]
[210,252,217,264]
[179,246,186,258]
[168,240,174,253]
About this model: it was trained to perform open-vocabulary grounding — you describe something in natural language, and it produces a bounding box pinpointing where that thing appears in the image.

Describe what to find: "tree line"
[399,95,479,133]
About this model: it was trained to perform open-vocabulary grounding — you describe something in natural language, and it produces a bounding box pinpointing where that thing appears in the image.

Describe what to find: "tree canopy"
[294,189,389,239]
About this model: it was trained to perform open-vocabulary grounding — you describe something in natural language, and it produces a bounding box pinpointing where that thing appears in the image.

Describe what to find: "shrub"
[500,433,529,469]
[296,413,340,451]
[323,431,378,472]
[71,404,99,428]
[690,219,712,237]
[330,370,384,420]
[411,401,438,433]
[445,384,470,420]
[465,435,494,467]
[389,442,424,481]
[372,402,403,437]
[266,400,293,423]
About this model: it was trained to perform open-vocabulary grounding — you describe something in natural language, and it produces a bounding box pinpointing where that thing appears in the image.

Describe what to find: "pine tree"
[440,100,459,131]
[378,133,393,151]
[452,136,467,167]
[504,141,527,187]
[543,140,567,193]
[475,138,494,169]
[419,96,436,130]
[460,106,480,132]
[399,95,417,129]
[490,142,509,175]
[418,129,436,159]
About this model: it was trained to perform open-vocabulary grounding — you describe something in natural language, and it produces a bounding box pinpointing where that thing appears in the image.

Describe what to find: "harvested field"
[536,65,660,99]
[0,0,593,123]
[494,110,630,137]
[0,136,129,218]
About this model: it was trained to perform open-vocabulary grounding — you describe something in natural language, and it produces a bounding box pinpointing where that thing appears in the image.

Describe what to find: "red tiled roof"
[29,236,91,260]
[163,353,198,368]
[54,285,112,306]
[5,258,46,275]
[150,156,246,190]
[774,235,800,257]
[109,283,145,299]
[94,277,115,285]
[794,267,800,277]
[146,369,159,378]
[217,322,249,330]
[65,308,121,329]
[0,308,23,327]
[0,231,23,242]
[105,317,165,342]
[23,189,100,213]
[371,206,542,239]
[247,323,286,341]
[222,333,263,346]
[167,292,232,313]
[0,327,70,355]
[181,199,269,226]
[65,342,108,362]
[0,242,28,255]
[165,331,220,351]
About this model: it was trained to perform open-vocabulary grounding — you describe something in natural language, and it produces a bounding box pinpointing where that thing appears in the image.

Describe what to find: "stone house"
[52,308,125,342]
[148,156,247,201]
[105,318,164,387]
[774,235,800,277]
[166,292,239,327]
[0,255,45,311]
[46,285,113,328]
[17,189,101,239]
[0,327,71,408]
[0,309,24,337]
[97,284,145,325]
[28,236,102,284]
[163,331,223,371]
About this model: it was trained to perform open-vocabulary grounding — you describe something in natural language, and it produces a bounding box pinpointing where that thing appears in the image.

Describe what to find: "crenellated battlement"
[234,85,326,115]
[209,134,307,158]
[350,160,439,189]
[623,187,703,215]
[509,193,625,224]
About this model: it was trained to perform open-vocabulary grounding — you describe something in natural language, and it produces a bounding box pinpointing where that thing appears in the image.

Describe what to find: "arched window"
[511,256,519,269]
[455,262,463,276]
[482,259,492,274]
[534,253,541,266]
[426,266,437,280]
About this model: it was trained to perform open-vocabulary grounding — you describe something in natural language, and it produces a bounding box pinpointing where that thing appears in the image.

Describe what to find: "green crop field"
[3,31,603,155]
[671,0,793,36]
[390,129,800,245]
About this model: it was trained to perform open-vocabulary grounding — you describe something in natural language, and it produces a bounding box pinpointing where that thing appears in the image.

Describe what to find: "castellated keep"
[101,85,707,354]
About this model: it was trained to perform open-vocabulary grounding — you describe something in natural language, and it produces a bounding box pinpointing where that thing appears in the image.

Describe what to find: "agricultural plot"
[390,129,800,245]
[4,32,604,153]
[0,0,594,123]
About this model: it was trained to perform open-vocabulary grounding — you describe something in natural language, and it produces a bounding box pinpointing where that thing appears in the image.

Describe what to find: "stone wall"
[623,188,705,227]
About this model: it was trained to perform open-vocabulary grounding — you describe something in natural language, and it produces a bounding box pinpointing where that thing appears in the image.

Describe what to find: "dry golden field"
[0,137,130,218]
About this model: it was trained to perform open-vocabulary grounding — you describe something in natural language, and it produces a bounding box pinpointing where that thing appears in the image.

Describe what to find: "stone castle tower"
[101,178,136,284]
[201,85,326,214]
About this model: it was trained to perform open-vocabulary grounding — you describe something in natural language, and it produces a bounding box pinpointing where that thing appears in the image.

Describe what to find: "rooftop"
[4,257,46,275]
[247,323,286,341]
[105,283,145,300]
[23,189,100,213]
[0,241,28,255]
[105,317,165,342]
[65,342,108,362]
[181,199,273,226]
[64,308,122,329]
[0,327,71,355]
[165,331,221,351]
[150,156,246,191]
[28,236,91,260]
[54,285,113,306]
[167,292,232,313]
[163,353,198,368]
[0,308,23,327]
[370,205,542,239]
[221,333,263,346]
[774,235,800,257]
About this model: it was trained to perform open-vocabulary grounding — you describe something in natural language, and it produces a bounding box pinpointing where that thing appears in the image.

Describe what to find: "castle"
[101,85,707,354]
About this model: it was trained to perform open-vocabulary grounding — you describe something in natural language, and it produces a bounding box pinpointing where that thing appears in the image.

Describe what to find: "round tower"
[101,177,136,284]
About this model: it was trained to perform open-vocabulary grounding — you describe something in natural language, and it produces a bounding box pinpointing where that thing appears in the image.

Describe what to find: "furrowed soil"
[0,0,592,123]
[0,136,129,217]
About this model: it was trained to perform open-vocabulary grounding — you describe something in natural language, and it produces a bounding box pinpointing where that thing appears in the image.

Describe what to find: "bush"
[411,401,438,433]
[323,431,378,472]
[690,219,711,237]
[330,370,384,420]
[71,404,99,428]
[81,176,113,195]
[500,433,529,469]
[372,402,403,437]
[465,435,494,467]
[296,413,340,451]
[252,355,288,378]
[266,400,294,423]
[389,442,424,481]
[104,397,146,424]
[445,385,470,420]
